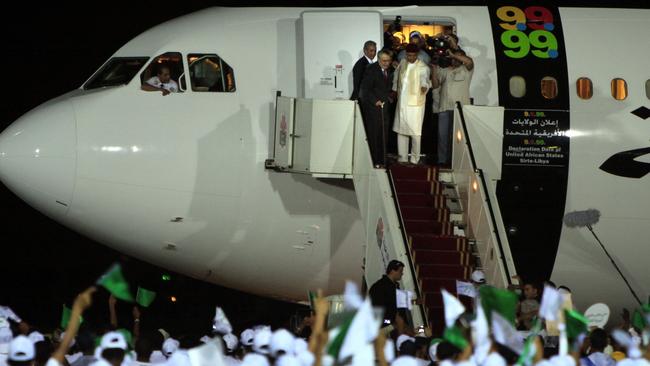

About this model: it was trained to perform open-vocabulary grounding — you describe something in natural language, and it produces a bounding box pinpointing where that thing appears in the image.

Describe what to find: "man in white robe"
[393,43,431,164]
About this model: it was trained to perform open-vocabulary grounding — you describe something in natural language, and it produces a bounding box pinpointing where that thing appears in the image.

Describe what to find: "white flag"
[338,298,379,361]
[344,281,364,310]
[491,311,524,355]
[188,340,226,366]
[442,289,466,328]
[472,303,490,364]
[0,306,21,323]
[456,280,477,298]
[539,286,564,321]
[396,290,414,310]
[212,307,232,334]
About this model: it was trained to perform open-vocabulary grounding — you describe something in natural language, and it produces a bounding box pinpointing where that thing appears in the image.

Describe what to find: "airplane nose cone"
[0,100,76,218]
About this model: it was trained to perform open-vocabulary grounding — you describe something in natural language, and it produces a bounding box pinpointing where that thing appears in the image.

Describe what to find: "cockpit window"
[140,52,184,94]
[187,54,236,92]
[84,57,149,90]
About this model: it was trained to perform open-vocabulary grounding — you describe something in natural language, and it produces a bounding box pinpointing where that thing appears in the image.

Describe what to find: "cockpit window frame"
[83,57,150,91]
[186,53,237,93]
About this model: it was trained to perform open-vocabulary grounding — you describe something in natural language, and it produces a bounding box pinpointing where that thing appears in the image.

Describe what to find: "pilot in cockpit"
[141,64,179,96]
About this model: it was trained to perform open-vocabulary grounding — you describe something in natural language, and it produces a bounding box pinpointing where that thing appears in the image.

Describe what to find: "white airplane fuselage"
[0,6,648,320]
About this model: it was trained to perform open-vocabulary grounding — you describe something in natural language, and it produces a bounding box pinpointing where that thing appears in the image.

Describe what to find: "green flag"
[443,325,469,350]
[97,263,134,302]
[642,303,650,314]
[60,305,83,329]
[564,309,588,340]
[516,319,542,366]
[480,286,518,325]
[117,328,134,349]
[136,287,156,307]
[632,309,647,331]
[326,311,355,359]
[308,291,316,311]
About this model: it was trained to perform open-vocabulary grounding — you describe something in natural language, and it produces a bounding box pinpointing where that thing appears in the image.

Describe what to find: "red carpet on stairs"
[389,163,475,336]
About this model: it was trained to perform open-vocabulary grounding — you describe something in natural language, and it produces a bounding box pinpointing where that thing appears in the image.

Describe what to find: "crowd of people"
[352,28,473,169]
[1,261,649,366]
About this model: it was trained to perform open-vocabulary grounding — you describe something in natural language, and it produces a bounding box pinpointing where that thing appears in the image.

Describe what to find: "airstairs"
[267,94,517,334]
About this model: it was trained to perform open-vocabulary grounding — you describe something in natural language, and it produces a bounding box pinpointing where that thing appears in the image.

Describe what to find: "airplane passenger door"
[299,11,382,100]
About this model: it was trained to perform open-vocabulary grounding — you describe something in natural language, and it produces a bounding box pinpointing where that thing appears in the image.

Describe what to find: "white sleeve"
[420,65,431,89]
[0,306,21,323]
[45,358,62,366]
[168,80,179,92]
[145,77,159,87]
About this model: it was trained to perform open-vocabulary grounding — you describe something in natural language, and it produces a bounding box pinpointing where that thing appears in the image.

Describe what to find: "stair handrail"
[454,101,513,285]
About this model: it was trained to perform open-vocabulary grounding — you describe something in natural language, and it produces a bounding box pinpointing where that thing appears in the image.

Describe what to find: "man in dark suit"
[350,40,377,101]
[360,49,395,168]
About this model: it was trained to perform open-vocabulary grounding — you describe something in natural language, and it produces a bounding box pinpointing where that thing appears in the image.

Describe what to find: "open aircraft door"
[298,11,383,100]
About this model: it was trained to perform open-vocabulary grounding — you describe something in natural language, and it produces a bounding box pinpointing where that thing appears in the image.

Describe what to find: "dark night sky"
[1,0,648,336]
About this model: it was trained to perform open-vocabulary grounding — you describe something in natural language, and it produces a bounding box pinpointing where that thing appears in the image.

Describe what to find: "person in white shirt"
[431,43,474,166]
[141,65,178,96]
[393,43,431,164]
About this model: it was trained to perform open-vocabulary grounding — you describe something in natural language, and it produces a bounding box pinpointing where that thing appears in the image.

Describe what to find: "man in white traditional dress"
[392,43,431,164]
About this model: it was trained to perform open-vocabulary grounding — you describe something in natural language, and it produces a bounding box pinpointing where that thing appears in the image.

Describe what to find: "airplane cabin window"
[84,57,149,90]
[611,78,628,101]
[541,76,558,99]
[646,79,650,100]
[140,52,184,93]
[576,77,593,100]
[509,76,526,98]
[187,54,236,92]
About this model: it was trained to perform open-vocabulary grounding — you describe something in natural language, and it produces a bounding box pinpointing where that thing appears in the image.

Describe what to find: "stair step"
[449,213,464,223]
[420,277,457,292]
[413,249,471,266]
[438,171,454,183]
[394,180,444,195]
[446,198,463,214]
[417,264,470,279]
[428,311,445,336]
[401,206,450,222]
[390,164,438,181]
[424,292,475,309]
[442,185,459,199]
[404,220,453,235]
[397,194,447,209]
[410,234,468,252]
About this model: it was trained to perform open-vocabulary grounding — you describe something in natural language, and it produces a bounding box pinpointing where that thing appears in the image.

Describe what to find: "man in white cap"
[7,336,35,366]
[396,335,416,355]
[471,270,486,286]
[239,330,254,356]
[93,331,130,366]
[269,329,294,359]
[252,328,272,356]
[0,326,13,366]
[222,334,241,366]
[161,338,179,359]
